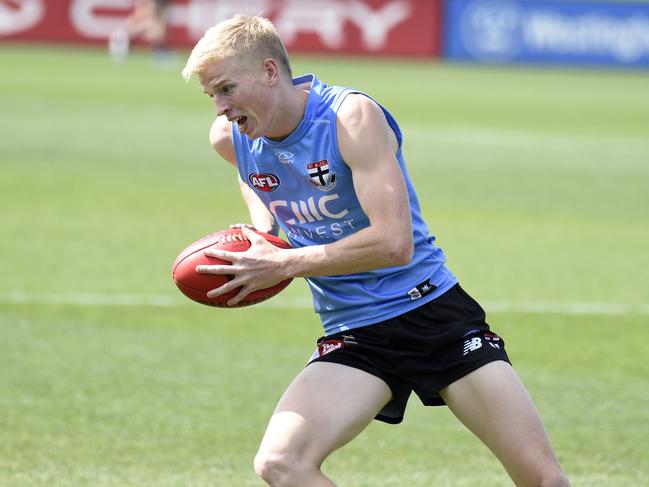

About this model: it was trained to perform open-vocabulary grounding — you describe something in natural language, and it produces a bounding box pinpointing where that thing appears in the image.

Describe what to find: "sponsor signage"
[444,0,649,68]
[0,0,442,57]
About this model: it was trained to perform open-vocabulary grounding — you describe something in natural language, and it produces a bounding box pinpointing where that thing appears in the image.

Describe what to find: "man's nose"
[214,95,230,117]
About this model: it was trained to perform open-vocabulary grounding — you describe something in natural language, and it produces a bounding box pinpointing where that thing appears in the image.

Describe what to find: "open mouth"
[234,116,248,133]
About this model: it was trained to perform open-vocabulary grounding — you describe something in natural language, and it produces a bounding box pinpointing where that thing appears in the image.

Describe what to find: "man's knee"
[520,462,570,487]
[538,467,570,487]
[253,450,287,486]
[253,449,314,487]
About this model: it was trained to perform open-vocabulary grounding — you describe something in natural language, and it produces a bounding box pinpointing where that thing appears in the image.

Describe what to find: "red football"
[172,228,293,307]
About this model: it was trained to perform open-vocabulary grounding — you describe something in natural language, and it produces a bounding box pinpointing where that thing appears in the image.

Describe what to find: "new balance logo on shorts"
[463,337,483,356]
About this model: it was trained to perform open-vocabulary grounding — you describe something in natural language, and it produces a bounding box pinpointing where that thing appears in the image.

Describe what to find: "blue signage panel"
[444,0,649,67]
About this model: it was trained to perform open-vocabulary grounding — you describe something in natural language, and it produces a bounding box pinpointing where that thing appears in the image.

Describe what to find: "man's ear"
[263,58,280,86]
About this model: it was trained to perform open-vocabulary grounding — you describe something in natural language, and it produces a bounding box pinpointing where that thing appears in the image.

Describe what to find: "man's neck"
[265,82,310,141]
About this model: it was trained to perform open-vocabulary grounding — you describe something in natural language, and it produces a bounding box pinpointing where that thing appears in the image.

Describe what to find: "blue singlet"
[231,74,457,335]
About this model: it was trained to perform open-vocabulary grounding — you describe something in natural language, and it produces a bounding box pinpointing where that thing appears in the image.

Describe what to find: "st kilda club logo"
[249,172,280,192]
[307,160,336,191]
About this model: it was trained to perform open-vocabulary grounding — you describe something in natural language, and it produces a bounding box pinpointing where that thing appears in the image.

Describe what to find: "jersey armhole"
[329,91,404,167]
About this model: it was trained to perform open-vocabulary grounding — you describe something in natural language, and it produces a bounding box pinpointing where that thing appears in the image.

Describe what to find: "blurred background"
[1,1,648,486]
[4,0,649,66]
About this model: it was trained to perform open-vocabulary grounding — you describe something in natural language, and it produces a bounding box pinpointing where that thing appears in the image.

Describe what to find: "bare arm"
[209,115,236,165]
[210,116,278,235]
[237,177,280,235]
[281,94,414,276]
[200,95,415,304]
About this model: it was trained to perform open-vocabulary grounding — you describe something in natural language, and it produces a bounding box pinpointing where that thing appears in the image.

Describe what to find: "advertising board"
[444,0,649,68]
[0,0,442,57]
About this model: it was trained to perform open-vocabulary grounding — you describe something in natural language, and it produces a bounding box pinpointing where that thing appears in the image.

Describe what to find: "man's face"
[198,57,274,140]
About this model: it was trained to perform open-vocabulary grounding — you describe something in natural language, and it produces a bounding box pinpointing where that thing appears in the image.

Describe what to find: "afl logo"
[249,172,280,192]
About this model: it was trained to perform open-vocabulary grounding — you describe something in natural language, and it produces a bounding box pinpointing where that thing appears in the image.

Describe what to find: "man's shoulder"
[209,117,236,165]
[337,93,378,116]
[336,93,386,134]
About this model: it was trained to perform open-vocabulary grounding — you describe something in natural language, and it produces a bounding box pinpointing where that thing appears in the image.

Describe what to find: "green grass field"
[1,44,648,486]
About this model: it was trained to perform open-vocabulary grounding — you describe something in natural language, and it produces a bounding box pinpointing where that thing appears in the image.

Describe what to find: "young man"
[182,15,570,487]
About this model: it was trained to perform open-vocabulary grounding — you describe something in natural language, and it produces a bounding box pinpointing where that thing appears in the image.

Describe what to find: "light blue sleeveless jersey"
[231,74,457,335]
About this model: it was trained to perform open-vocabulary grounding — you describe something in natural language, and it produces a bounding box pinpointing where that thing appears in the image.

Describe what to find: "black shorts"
[308,284,510,424]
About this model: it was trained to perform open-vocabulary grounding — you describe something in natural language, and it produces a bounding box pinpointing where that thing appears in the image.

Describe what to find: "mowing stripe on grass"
[403,123,649,171]
[405,123,649,155]
[1,292,648,316]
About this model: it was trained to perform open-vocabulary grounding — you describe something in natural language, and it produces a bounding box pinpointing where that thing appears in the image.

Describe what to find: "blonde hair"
[182,14,292,81]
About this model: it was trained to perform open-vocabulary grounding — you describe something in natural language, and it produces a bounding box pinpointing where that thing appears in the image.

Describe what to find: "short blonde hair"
[182,14,292,81]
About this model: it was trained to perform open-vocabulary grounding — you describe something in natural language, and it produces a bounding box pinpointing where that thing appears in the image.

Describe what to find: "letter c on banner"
[0,0,45,36]
[71,0,133,39]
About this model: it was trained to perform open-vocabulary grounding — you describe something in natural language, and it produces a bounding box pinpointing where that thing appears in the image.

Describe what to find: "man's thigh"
[257,361,392,466]
[439,361,563,485]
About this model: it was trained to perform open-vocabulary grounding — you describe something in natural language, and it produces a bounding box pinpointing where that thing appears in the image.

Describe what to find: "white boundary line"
[1,292,648,316]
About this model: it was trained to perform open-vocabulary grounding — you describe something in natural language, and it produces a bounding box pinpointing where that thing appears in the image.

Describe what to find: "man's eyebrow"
[203,79,231,95]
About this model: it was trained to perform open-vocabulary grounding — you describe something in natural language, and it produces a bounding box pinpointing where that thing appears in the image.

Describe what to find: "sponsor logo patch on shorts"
[484,332,502,349]
[317,339,345,357]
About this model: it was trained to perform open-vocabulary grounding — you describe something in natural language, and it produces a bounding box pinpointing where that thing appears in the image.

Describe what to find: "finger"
[195,264,238,275]
[206,279,239,299]
[229,223,257,230]
[241,225,266,245]
[206,274,251,300]
[226,284,254,306]
[204,248,236,260]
